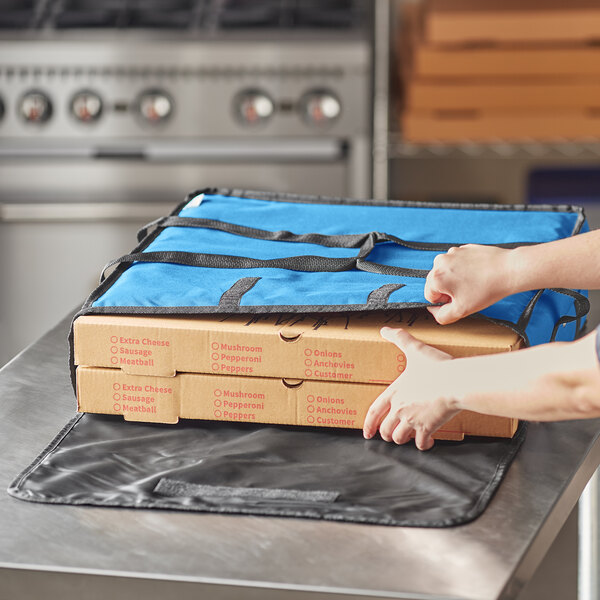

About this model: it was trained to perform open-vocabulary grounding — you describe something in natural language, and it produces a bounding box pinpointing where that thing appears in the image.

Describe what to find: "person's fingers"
[424,267,449,302]
[380,327,425,358]
[415,428,435,451]
[424,273,440,302]
[427,304,445,324]
[381,326,451,363]
[363,392,392,439]
[432,252,447,268]
[426,304,441,319]
[379,410,401,442]
[427,301,465,325]
[425,289,452,305]
[391,421,413,446]
[424,274,451,305]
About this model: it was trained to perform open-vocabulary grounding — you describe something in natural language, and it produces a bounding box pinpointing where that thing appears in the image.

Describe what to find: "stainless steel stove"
[0,0,374,365]
[1,0,366,30]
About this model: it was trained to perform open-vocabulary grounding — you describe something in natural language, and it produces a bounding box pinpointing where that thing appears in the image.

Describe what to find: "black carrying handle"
[100,241,430,282]
[549,288,590,341]
[137,216,459,251]
[115,217,539,283]
[137,215,539,250]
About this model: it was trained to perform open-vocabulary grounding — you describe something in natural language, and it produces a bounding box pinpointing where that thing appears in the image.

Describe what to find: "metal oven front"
[0,1,374,365]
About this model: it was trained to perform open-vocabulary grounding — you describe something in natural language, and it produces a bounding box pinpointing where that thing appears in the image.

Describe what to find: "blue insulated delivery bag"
[83,188,589,347]
[8,188,588,527]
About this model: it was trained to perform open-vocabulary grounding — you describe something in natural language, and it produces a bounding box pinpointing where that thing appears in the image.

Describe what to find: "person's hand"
[362,327,461,450]
[425,244,516,325]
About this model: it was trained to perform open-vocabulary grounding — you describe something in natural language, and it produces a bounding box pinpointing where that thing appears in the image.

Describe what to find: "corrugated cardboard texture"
[402,112,600,143]
[399,1,600,144]
[401,1,600,78]
[74,310,524,384]
[425,0,600,44]
[406,83,600,112]
[412,46,600,79]
[77,366,518,441]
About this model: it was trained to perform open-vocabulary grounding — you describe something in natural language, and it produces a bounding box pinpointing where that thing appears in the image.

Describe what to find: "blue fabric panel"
[178,194,579,244]
[92,192,587,345]
[147,226,360,260]
[479,291,538,325]
[530,289,585,344]
[93,264,428,308]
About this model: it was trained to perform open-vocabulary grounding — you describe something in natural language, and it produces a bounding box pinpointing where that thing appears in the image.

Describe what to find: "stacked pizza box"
[73,310,522,441]
[400,0,600,143]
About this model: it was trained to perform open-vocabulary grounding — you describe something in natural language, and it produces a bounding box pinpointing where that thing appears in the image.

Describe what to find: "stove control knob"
[71,90,102,123]
[300,89,341,127]
[138,90,173,124]
[20,91,52,123]
[234,89,274,126]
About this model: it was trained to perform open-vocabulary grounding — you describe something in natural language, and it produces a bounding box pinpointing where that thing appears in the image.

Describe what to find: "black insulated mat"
[9,414,526,527]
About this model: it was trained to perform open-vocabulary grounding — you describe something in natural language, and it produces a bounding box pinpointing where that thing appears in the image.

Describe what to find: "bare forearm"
[448,331,600,421]
[509,230,600,293]
[455,369,600,421]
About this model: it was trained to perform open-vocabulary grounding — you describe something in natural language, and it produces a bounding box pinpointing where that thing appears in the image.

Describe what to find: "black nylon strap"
[357,259,428,278]
[549,288,591,341]
[100,249,429,281]
[137,216,167,243]
[516,289,545,334]
[218,277,261,308]
[101,251,358,279]
[141,215,538,251]
[516,288,589,342]
[367,284,406,309]
[148,216,373,248]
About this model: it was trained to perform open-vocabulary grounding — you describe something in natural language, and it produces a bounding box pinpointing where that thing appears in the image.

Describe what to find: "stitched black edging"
[74,301,434,315]
[7,414,527,528]
[212,188,586,215]
[7,413,84,497]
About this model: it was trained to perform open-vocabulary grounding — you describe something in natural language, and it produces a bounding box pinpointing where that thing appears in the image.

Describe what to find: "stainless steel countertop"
[1,314,600,600]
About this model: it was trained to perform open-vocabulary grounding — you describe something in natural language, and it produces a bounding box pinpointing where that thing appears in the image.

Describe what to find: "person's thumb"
[380,327,422,359]
[427,301,464,325]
